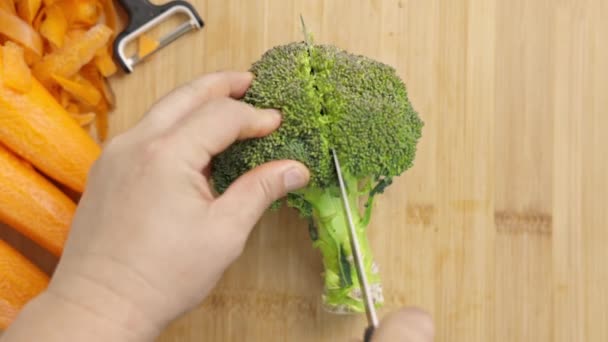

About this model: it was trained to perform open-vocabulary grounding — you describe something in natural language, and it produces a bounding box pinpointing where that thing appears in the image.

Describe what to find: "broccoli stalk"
[299,174,383,313]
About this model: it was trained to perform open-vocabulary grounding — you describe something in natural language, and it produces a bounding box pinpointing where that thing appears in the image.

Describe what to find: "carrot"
[0,48,101,193]
[0,144,76,256]
[0,239,49,329]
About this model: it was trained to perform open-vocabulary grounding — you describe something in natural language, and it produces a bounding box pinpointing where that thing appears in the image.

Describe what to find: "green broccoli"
[211,30,423,313]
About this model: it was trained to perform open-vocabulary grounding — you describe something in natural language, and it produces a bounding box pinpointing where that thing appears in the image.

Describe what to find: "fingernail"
[267,109,282,118]
[283,167,308,191]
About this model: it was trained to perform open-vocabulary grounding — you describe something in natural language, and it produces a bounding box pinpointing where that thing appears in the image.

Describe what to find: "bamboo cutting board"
[2,0,607,341]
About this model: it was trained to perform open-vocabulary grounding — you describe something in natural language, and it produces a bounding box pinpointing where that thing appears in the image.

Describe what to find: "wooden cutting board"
[2,0,607,341]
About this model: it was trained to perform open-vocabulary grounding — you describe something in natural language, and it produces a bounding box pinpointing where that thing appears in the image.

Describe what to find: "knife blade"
[331,149,379,340]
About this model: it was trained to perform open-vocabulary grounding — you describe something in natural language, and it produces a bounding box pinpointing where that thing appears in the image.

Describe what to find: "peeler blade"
[113,0,204,73]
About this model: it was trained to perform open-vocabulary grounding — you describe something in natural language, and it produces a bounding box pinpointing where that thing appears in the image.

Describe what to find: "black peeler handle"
[113,0,204,72]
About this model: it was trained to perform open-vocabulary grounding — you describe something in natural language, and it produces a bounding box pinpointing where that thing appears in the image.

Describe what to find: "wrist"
[2,289,157,342]
[44,253,177,341]
[45,282,159,341]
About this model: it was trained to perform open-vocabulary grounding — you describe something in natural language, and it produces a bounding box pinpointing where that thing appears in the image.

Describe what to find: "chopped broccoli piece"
[212,34,423,313]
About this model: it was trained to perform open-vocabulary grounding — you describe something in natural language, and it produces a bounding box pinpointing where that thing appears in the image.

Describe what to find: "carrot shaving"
[39,4,67,48]
[16,0,42,24]
[79,62,110,139]
[0,8,43,56]
[100,77,114,107]
[0,0,16,15]
[63,28,86,44]
[93,47,116,76]
[52,73,101,105]
[64,0,100,26]
[70,111,95,126]
[2,41,32,93]
[59,88,70,106]
[99,0,116,32]
[33,23,112,85]
[138,34,159,58]
[94,100,108,140]
[65,102,77,112]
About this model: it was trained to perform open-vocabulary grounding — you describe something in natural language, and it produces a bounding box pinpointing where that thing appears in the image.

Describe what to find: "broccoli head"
[212,38,423,313]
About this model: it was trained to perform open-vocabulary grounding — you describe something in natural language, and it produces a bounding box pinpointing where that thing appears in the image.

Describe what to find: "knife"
[331,149,379,342]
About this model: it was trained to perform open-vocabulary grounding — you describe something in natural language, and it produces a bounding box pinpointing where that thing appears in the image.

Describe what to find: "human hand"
[10,72,310,340]
[370,308,434,342]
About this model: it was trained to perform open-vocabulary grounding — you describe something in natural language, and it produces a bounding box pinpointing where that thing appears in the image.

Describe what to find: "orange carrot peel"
[138,34,159,58]
[32,23,112,85]
[1,41,32,92]
[38,3,68,48]
[0,8,44,56]
[16,0,42,24]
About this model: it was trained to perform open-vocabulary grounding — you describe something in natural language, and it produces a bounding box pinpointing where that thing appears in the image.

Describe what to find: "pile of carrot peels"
[1,0,118,139]
[0,0,119,329]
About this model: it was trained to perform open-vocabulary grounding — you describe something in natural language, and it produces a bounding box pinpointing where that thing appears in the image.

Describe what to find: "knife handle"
[364,325,375,342]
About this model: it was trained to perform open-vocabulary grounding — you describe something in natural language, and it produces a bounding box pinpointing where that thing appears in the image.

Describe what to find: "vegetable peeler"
[332,149,380,342]
[113,0,204,73]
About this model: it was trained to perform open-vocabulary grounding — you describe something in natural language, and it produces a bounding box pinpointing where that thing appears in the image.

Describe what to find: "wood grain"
[1,0,607,341]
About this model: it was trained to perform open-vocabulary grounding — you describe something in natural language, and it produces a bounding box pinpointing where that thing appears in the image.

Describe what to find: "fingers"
[212,160,309,233]
[133,72,254,139]
[372,308,434,342]
[170,98,282,169]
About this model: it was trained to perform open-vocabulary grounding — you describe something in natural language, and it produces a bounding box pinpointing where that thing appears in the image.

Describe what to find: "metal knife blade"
[331,149,379,331]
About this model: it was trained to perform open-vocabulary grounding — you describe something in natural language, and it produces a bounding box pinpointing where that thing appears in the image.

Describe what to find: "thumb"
[372,308,434,342]
[212,160,310,230]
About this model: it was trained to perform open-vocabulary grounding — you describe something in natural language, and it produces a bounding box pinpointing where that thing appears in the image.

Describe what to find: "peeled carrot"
[0,145,75,256]
[0,239,49,329]
[0,49,101,193]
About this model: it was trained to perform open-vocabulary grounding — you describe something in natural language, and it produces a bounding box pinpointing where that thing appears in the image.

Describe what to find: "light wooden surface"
[2,0,607,341]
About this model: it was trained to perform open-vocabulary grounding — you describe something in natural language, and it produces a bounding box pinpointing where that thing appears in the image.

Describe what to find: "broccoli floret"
[212,37,423,313]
